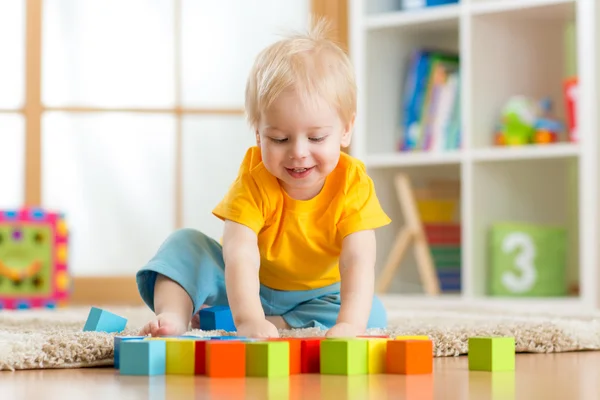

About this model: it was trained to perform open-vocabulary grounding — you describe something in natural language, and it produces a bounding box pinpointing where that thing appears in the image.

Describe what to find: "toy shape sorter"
[0,207,70,309]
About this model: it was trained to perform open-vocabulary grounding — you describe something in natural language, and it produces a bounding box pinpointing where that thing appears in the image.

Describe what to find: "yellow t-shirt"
[212,146,391,291]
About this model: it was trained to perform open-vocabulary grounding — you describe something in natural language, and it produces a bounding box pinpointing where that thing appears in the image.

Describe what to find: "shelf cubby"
[470,157,579,298]
[469,0,576,149]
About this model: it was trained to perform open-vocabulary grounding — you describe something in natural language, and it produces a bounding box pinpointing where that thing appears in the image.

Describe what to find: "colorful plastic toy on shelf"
[495,96,537,146]
[0,207,71,309]
[533,98,564,144]
[494,96,565,146]
[564,77,578,142]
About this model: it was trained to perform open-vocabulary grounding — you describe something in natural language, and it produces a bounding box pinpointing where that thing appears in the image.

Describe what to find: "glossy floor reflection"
[1,352,598,399]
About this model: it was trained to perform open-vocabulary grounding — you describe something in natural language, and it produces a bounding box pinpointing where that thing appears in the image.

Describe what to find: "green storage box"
[489,222,567,296]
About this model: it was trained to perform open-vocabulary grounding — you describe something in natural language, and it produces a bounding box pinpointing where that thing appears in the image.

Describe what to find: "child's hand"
[325,322,361,338]
[236,318,280,338]
[139,312,189,337]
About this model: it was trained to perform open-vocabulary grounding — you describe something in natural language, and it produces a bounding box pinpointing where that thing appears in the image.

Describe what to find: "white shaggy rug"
[1,303,600,371]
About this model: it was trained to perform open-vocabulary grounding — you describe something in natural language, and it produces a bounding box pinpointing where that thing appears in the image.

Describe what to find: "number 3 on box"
[502,232,537,293]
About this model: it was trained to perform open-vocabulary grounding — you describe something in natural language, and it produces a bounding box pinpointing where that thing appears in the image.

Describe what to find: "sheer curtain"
[37,1,309,276]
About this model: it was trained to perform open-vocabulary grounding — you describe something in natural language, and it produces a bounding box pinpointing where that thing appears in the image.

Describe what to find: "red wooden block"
[300,338,324,373]
[194,340,207,375]
[387,340,433,375]
[206,341,246,377]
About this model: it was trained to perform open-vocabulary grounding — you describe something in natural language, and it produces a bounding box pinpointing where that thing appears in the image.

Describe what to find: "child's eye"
[310,137,326,142]
[269,137,287,143]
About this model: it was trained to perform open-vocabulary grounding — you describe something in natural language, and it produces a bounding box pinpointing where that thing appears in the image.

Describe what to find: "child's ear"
[341,114,355,148]
[255,130,261,146]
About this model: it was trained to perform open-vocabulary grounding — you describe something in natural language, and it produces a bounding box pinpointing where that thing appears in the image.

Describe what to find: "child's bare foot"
[139,312,189,337]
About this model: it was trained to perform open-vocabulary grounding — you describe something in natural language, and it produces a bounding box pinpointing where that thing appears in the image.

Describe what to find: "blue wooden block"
[427,0,458,5]
[83,307,127,333]
[199,306,236,332]
[212,336,246,340]
[114,336,145,369]
[120,340,166,376]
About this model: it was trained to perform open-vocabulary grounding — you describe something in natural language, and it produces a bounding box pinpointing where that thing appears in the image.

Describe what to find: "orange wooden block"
[387,340,433,374]
[270,338,302,374]
[205,341,246,377]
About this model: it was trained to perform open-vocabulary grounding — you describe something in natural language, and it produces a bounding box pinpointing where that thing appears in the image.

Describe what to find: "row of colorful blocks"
[82,306,234,333]
[115,335,515,377]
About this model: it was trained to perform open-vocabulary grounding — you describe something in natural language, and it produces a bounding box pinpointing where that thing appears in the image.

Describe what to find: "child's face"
[256,88,354,200]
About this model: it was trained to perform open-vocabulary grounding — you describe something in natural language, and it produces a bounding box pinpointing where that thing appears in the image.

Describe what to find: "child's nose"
[290,142,308,159]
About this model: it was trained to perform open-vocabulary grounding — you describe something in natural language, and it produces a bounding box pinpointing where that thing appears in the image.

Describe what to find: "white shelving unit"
[349,0,600,309]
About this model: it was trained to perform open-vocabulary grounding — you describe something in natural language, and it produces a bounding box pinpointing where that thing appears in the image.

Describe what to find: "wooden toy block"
[166,339,196,375]
[321,339,368,375]
[396,335,429,340]
[387,339,433,374]
[83,306,127,333]
[359,335,390,338]
[206,341,246,377]
[113,336,145,369]
[142,336,210,375]
[119,340,166,376]
[199,305,236,332]
[212,336,245,340]
[468,337,515,371]
[270,338,301,374]
[300,338,323,373]
[195,340,208,375]
[246,341,290,377]
[367,338,390,374]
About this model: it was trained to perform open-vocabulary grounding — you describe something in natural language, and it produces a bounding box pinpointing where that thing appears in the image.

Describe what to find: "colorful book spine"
[425,224,461,292]
[399,49,461,152]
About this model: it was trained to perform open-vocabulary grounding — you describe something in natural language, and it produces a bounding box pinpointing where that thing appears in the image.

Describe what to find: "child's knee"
[167,228,206,245]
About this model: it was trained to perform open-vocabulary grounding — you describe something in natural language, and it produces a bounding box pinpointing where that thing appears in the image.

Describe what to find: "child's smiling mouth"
[285,166,315,179]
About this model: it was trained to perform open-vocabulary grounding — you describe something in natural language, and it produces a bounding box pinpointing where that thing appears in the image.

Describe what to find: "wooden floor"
[1,351,598,399]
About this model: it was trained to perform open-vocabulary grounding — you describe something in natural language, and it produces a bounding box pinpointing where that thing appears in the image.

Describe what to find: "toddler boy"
[137,20,391,338]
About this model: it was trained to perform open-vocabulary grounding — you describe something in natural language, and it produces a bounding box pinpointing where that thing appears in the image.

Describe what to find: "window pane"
[0,114,24,208]
[182,116,256,241]
[0,0,25,109]
[43,0,175,108]
[181,0,310,108]
[42,112,176,276]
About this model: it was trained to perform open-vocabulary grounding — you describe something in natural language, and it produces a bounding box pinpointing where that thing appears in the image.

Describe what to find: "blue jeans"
[136,228,387,330]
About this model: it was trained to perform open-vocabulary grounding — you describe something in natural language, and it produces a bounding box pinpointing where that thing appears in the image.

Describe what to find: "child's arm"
[222,220,279,338]
[327,229,376,337]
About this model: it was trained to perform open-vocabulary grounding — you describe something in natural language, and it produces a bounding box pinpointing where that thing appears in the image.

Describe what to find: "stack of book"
[424,224,461,292]
[399,49,461,152]
[415,179,462,293]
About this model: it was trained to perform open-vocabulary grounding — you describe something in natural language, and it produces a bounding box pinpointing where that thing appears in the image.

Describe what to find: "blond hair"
[245,18,356,130]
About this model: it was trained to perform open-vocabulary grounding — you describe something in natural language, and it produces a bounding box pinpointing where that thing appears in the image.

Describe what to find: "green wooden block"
[246,341,289,377]
[320,339,368,375]
[468,337,515,371]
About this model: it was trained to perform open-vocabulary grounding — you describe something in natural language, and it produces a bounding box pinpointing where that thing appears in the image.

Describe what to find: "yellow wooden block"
[396,335,429,341]
[166,339,196,375]
[367,338,390,374]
